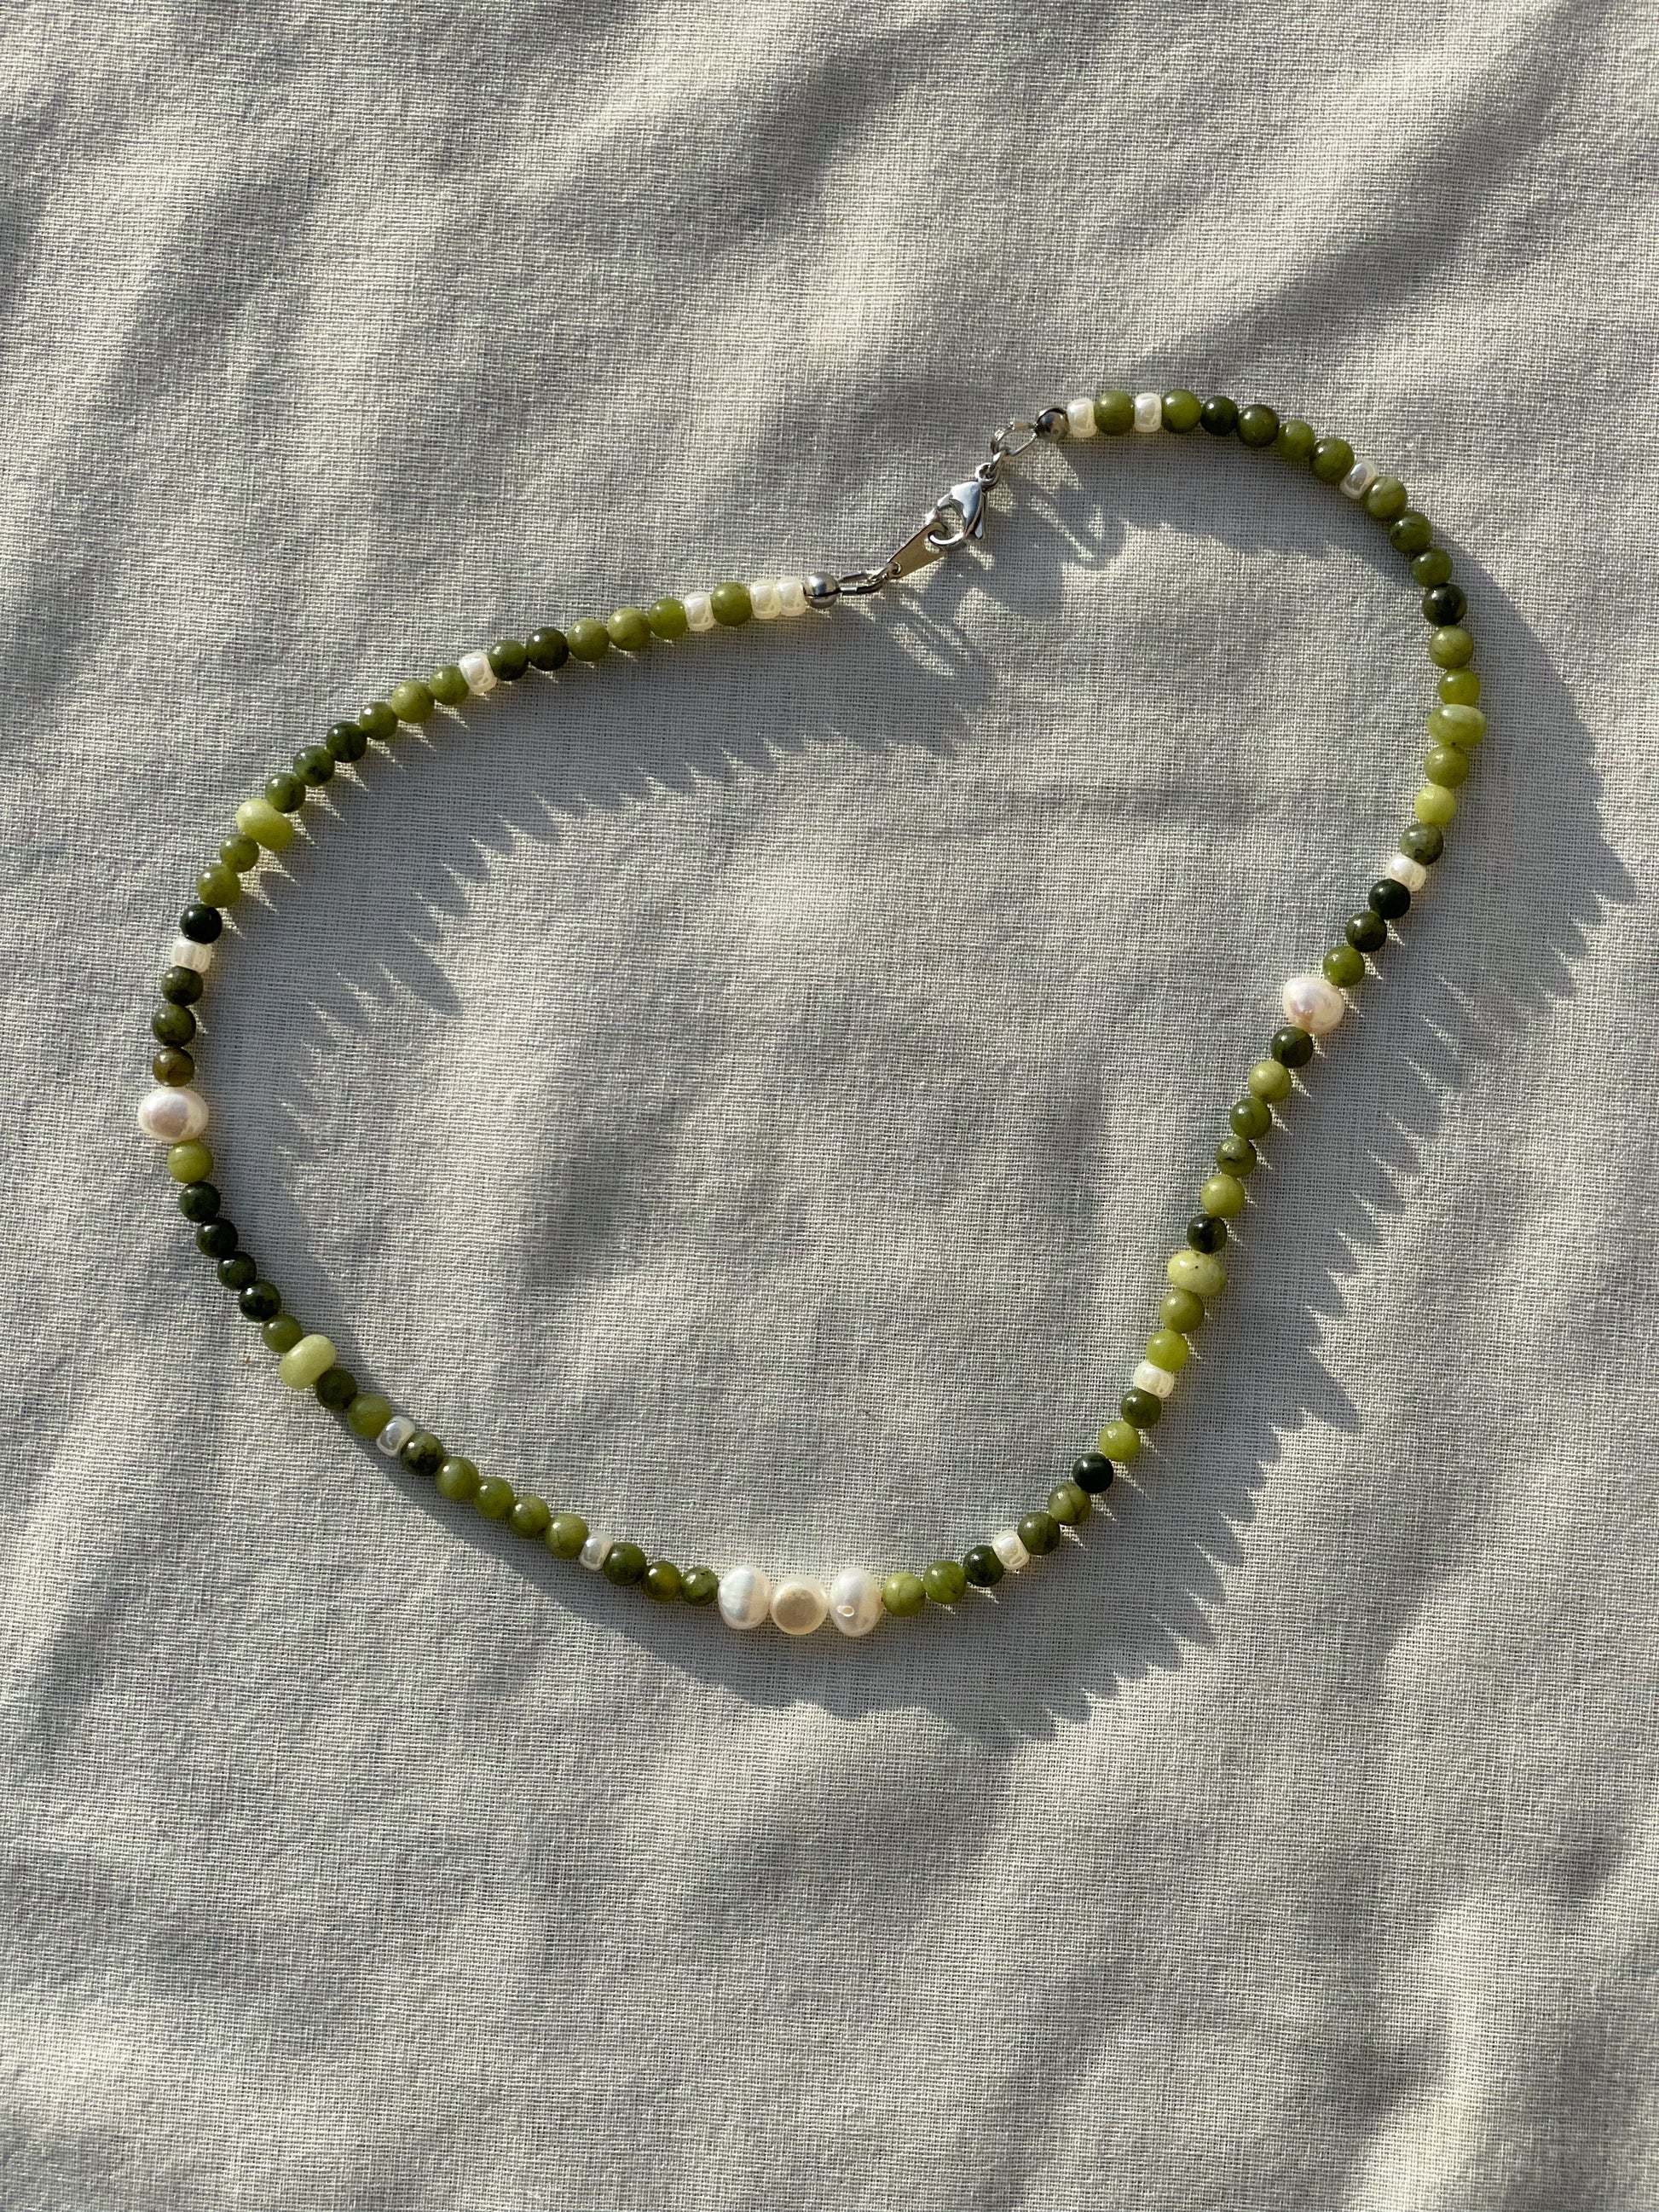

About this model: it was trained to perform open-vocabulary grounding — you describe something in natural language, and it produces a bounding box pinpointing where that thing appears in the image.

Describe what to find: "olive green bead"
[1438,668,1482,705]
[1159,1287,1205,1333]
[1275,419,1315,463]
[358,702,398,741]
[1200,1171,1246,1218]
[1412,547,1454,587]
[882,1570,927,1616]
[1425,742,1470,788]
[473,1477,515,1520]
[436,1456,481,1502]
[644,1560,683,1601]
[1415,783,1459,826]
[263,771,303,812]
[1145,1327,1189,1373]
[526,627,569,670]
[324,720,369,764]
[160,965,204,1007]
[1120,1388,1163,1430]
[220,834,260,874]
[1235,403,1280,448]
[196,864,240,908]
[646,598,689,640]
[235,797,295,851]
[962,1543,1005,1588]
[166,1140,213,1183]
[293,745,335,788]
[603,1542,647,1585]
[1168,1247,1227,1299]
[566,617,610,662]
[1246,1058,1293,1104]
[315,1366,357,1413]
[262,1314,304,1355]
[1363,475,1408,522]
[606,606,652,652]
[1048,1480,1091,1524]
[545,1511,588,1559]
[1429,626,1474,669]
[1096,1418,1142,1462]
[508,1494,552,1539]
[1017,1511,1061,1556]
[487,639,529,681]
[1160,389,1201,432]
[1389,511,1434,557]
[390,679,435,724]
[922,1559,966,1605]
[152,1002,194,1048]
[1310,436,1355,484]
[709,580,753,627]
[345,1392,394,1439]
[1230,1094,1272,1141]
[1323,943,1367,988]
[429,665,470,706]
[680,1565,720,1605]
[1216,1133,1257,1175]
[1430,702,1486,748]
[1094,389,1135,435]
[1401,822,1444,864]
[153,1047,194,1085]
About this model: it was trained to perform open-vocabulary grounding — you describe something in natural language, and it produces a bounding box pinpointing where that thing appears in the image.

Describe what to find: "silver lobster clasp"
[928,475,991,549]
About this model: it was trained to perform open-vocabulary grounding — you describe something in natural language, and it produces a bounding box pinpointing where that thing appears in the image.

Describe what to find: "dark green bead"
[160,964,204,1006]
[194,1219,237,1259]
[1216,1134,1257,1175]
[1235,403,1279,448]
[436,1456,481,1502]
[1018,1511,1061,1555]
[1412,548,1454,588]
[526,627,569,671]
[358,701,398,742]
[681,1565,720,1605]
[603,1541,647,1586]
[509,1494,552,1539]
[1401,821,1444,864]
[1423,583,1467,626]
[263,771,303,813]
[315,1366,357,1413]
[473,1477,515,1520]
[1370,877,1412,921]
[178,903,222,944]
[882,1571,927,1617]
[1275,419,1315,463]
[643,1560,683,1601]
[1121,1387,1163,1429]
[1310,436,1355,484]
[709,581,753,627]
[427,667,470,707]
[217,1253,257,1289]
[153,1047,195,1085]
[922,1559,967,1605]
[1072,1452,1115,1494]
[1229,1094,1272,1141]
[262,1314,304,1356]
[1094,389,1135,435]
[176,1180,220,1223]
[1188,1212,1228,1253]
[1048,1481,1091,1525]
[1363,475,1408,522]
[238,1279,281,1322]
[545,1511,587,1557]
[487,638,529,681]
[962,1544,1005,1588]
[606,606,652,651]
[195,865,240,907]
[293,746,334,787]
[344,1392,394,1440]
[566,617,610,662]
[323,720,369,763]
[1389,511,1434,557]
[1346,908,1388,953]
[1271,1025,1315,1068]
[1160,389,1201,432]
[389,679,435,723]
[645,599,688,641]
[220,834,261,872]
[399,1431,445,1479]
[152,1002,195,1048]
[1199,394,1239,436]
[1323,943,1366,988]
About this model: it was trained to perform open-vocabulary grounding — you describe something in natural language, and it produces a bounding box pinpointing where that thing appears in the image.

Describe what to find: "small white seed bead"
[776,575,807,618]
[137,1086,209,1144]
[1281,973,1347,1035]
[458,650,497,696]
[1134,390,1162,432]
[1131,1360,1176,1401]
[991,1528,1031,1574]
[1386,854,1429,892]
[169,935,213,975]
[718,1564,771,1629]
[827,1566,884,1637]
[1340,460,1377,500]
[684,592,715,633]
[750,578,780,620]
[1066,395,1098,438]
[579,1531,612,1571]
[375,1414,418,1457]
[771,1578,828,1636]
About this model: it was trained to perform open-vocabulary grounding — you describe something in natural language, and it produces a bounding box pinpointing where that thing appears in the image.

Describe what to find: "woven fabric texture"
[3,4,1656,2206]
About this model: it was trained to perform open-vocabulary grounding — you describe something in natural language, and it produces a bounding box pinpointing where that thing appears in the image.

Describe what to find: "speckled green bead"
[1246,1058,1293,1104]
[487,638,529,682]
[1200,1172,1246,1218]
[473,1477,515,1520]
[390,679,435,724]
[606,606,652,651]
[293,745,335,788]
[1160,389,1201,432]
[603,1542,647,1586]
[1159,1288,1205,1334]
[882,1570,927,1617]
[1414,783,1459,826]
[566,618,610,662]
[1229,1094,1272,1141]
[196,864,241,907]
[709,580,753,627]
[1429,626,1474,668]
[1425,743,1470,788]
[1017,1511,1061,1556]
[429,665,470,707]
[1310,436,1355,484]
[1094,389,1135,435]
[1412,547,1454,587]
[436,1457,481,1503]
[152,1002,194,1048]
[315,1366,358,1414]
[545,1512,588,1559]
[1323,943,1367,988]
[1048,1481,1092,1524]
[261,1314,304,1355]
[220,834,260,874]
[1145,1328,1189,1373]
[323,721,368,765]
[166,1140,213,1184]
[1389,511,1434,557]
[646,598,688,640]
[922,1559,967,1605]
[345,1392,394,1439]
[1216,1134,1257,1175]
[1363,475,1408,522]
[1168,1247,1227,1299]
[1430,702,1486,748]
[644,1560,683,1601]
[680,1566,720,1605]
[1275,419,1315,464]
[1235,403,1279,448]
[509,1494,552,1539]
[1438,668,1481,705]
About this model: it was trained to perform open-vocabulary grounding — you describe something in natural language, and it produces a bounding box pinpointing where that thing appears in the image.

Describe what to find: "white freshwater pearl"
[991,1528,1030,1574]
[1066,395,1098,438]
[458,650,497,696]
[776,575,807,617]
[750,578,781,620]
[1385,854,1429,892]
[1340,460,1377,500]
[771,1578,828,1636]
[1131,1360,1176,1401]
[579,1531,612,1571]
[375,1414,418,1457]
[684,592,715,633]
[827,1566,883,1637]
[718,1564,771,1630]
[1281,973,1347,1035]
[1133,390,1162,432]
[136,1086,209,1144]
[169,934,213,975]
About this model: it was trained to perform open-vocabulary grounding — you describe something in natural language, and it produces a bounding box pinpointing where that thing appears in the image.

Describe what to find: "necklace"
[137,383,1482,1642]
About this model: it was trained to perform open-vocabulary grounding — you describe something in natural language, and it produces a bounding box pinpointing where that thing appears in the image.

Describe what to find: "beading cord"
[138,384,1486,1641]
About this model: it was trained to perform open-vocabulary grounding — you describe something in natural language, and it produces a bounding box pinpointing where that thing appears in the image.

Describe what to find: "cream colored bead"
[826,1566,883,1637]
[458,650,496,696]
[1066,395,1098,438]
[137,1086,209,1143]
[170,934,213,975]
[771,1578,828,1636]
[1340,460,1377,500]
[718,1564,771,1629]
[279,1334,336,1389]
[375,1414,418,1457]
[1134,390,1161,432]
[1385,854,1429,892]
[750,579,780,620]
[1131,1360,1176,1401]
[579,1531,612,1571]
[991,1528,1030,1574]
[1281,973,1347,1035]
[685,591,715,633]
[776,575,807,617]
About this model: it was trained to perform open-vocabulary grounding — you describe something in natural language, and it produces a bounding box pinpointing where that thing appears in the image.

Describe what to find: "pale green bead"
[235,797,296,852]
[278,1333,336,1389]
[1145,1328,1189,1373]
[1168,1248,1227,1299]
[1414,783,1459,826]
[1097,1418,1142,1462]
[1246,1058,1292,1104]
[1200,1171,1246,1218]
[1429,702,1486,748]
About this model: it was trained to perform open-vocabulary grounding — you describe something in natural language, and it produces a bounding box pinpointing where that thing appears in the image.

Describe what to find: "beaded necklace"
[139,384,1483,1641]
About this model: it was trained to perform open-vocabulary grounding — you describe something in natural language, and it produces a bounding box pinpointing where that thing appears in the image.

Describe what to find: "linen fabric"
[3,4,1656,2206]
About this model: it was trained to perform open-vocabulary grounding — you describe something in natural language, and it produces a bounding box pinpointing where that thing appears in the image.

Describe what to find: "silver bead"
[802,572,841,609]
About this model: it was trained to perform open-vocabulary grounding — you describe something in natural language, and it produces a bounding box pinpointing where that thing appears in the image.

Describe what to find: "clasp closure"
[825,417,1041,600]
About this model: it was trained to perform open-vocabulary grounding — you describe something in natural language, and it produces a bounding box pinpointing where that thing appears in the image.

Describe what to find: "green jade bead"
[390,680,435,724]
[1413,548,1454,587]
[1324,943,1367,988]
[1389,511,1434,557]
[1216,1134,1257,1175]
[345,1392,394,1439]
[1310,436,1355,483]
[315,1366,357,1413]
[166,1141,213,1184]
[566,618,610,662]
[1235,404,1279,448]
[152,1002,194,1048]
[1049,1481,1092,1524]
[1094,390,1135,435]
[1438,668,1482,705]
[526,627,569,670]
[680,1567,720,1606]
[262,1314,304,1355]
[882,1571,927,1617]
[1415,783,1459,826]
[263,771,303,813]
[1430,703,1486,748]
[324,722,368,764]
[473,1478,515,1520]
[709,580,753,626]
[234,798,295,852]
[922,1560,967,1605]
[1429,626,1474,668]
[220,834,259,873]
[963,1544,1005,1588]
[644,1561,683,1601]
[1230,1094,1272,1141]
[1017,1511,1061,1555]
[357,702,398,741]
[546,1512,588,1559]
[606,606,652,651]
[428,666,470,706]
[431,1457,477,1502]
[278,1334,336,1389]
[1425,743,1470,788]
[1200,1172,1246,1218]
[293,746,334,788]
[603,1543,647,1586]
[1160,389,1201,432]
[1275,419,1316,463]
[1363,476,1408,522]
[646,599,688,640]
[510,1495,552,1539]
[1145,1328,1189,1373]
[1096,1418,1142,1463]
[487,639,529,681]
[1168,1247,1227,1300]
[196,865,240,907]
[1159,1287,1205,1333]
[1246,1058,1293,1104]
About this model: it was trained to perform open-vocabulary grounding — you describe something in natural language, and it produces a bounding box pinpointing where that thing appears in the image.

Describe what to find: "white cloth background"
[3,4,1656,2206]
